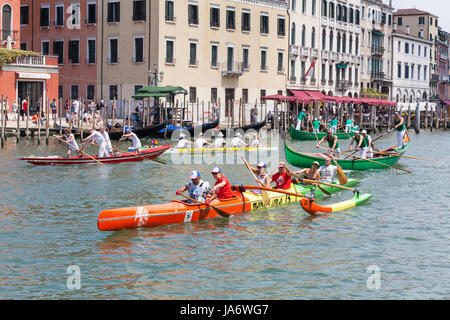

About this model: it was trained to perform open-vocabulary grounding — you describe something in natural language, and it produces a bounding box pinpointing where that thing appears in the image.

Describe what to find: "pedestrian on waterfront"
[21,98,27,121]
[35,99,40,116]
[389,112,406,149]
[50,99,57,120]
[271,162,292,190]
[207,167,234,204]
[176,171,213,203]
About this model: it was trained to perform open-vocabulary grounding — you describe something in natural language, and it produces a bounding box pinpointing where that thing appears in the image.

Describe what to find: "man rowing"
[213,132,226,148]
[316,129,340,159]
[389,112,406,149]
[55,128,81,158]
[194,132,210,149]
[176,171,213,203]
[296,110,308,130]
[345,118,354,132]
[361,130,374,158]
[119,129,142,154]
[293,161,321,185]
[271,162,292,190]
[318,157,338,184]
[230,132,247,148]
[99,127,113,155]
[247,161,271,194]
[83,128,109,158]
[175,133,193,149]
[206,167,234,205]
[349,130,371,159]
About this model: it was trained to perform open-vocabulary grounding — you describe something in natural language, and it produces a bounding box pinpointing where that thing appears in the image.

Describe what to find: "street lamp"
[148,63,164,87]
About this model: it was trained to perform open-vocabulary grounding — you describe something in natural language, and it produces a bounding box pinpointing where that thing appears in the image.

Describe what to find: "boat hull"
[97,179,360,231]
[19,145,171,165]
[289,125,355,140]
[300,193,372,215]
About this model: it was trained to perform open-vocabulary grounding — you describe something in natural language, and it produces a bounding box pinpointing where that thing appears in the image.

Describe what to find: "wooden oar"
[114,147,166,165]
[302,179,359,192]
[179,193,230,218]
[291,172,332,196]
[373,151,434,162]
[318,146,412,174]
[242,157,271,206]
[371,130,391,143]
[239,185,306,199]
[54,135,104,166]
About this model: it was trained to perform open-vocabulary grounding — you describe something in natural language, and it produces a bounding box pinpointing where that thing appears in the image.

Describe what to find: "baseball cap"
[190,171,201,179]
[361,130,367,134]
[179,133,186,139]
[257,162,266,168]
[211,167,222,174]
[354,130,360,134]
[312,161,320,167]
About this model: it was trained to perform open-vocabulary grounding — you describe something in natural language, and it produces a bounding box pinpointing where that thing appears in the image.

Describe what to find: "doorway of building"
[225,88,235,117]
[18,81,44,115]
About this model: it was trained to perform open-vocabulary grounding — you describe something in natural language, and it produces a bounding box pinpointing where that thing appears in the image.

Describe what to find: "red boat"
[19,145,171,165]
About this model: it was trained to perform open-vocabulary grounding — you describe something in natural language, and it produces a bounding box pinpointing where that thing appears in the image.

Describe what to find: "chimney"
[406,25,410,35]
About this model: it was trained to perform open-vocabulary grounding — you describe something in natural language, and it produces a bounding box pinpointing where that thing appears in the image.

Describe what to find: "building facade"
[1,0,20,49]
[359,0,393,97]
[98,0,289,121]
[20,0,98,102]
[437,28,449,100]
[391,29,432,106]
[393,8,439,100]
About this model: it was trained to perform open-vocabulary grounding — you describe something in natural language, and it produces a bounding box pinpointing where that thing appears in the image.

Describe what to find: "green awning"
[132,92,169,100]
[137,86,187,95]
[337,64,347,69]
[373,30,384,37]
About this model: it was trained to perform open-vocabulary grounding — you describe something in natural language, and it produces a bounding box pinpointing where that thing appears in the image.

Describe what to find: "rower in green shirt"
[296,111,308,130]
[388,112,406,149]
[316,129,341,159]
[329,117,339,133]
[345,119,354,132]
[312,118,321,133]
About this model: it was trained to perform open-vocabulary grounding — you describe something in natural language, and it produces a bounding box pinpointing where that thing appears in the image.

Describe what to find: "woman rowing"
[316,130,340,159]
[119,129,142,154]
[293,161,321,185]
[55,128,81,158]
[246,162,271,194]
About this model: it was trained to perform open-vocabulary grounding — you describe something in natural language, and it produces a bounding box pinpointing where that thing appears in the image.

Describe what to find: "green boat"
[293,178,360,196]
[289,125,355,141]
[284,140,411,171]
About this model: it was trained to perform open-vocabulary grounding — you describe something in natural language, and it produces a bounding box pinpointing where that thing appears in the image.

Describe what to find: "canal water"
[0,130,449,299]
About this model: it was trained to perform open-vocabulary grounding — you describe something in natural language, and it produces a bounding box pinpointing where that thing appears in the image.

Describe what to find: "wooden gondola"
[150,118,220,139]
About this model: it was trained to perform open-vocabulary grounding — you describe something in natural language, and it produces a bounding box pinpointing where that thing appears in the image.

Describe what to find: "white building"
[391,27,432,110]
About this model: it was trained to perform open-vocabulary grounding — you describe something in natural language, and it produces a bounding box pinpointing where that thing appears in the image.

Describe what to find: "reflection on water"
[0,132,450,299]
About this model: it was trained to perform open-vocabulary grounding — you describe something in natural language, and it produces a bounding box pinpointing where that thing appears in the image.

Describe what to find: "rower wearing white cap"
[250,134,261,148]
[213,131,226,148]
[119,128,142,154]
[175,133,193,149]
[230,132,247,148]
[247,161,271,194]
[83,128,109,158]
[194,132,210,149]
[176,171,213,203]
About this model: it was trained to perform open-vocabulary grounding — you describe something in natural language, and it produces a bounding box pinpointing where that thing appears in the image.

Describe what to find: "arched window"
[355,36,359,55]
[329,2,335,19]
[302,0,306,14]
[337,32,341,52]
[291,23,296,45]
[342,33,346,53]
[1,4,12,41]
[396,94,399,102]
[355,10,360,25]
[337,4,341,21]
[349,36,353,54]
[322,29,327,50]
[349,8,354,24]
[311,27,316,48]
[322,0,328,17]
[292,0,297,11]
[301,25,306,47]
[329,31,334,51]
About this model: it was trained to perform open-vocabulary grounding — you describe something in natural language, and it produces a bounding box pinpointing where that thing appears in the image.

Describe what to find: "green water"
[0,130,449,299]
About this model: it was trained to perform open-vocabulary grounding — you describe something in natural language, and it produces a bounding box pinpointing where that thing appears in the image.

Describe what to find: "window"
[277,51,284,72]
[87,85,95,100]
[40,6,50,27]
[405,42,409,54]
[291,23,296,45]
[53,41,64,64]
[189,42,197,66]
[321,63,326,80]
[260,90,266,99]
[134,37,144,62]
[71,86,79,100]
[68,40,80,64]
[311,27,316,48]
[226,8,235,30]
[211,44,218,67]
[418,65,421,80]
[210,6,220,27]
[329,31,333,51]
[398,41,401,52]
[398,17,402,26]
[330,2,335,19]
[411,65,414,80]
[109,85,118,100]
[133,0,146,21]
[278,17,286,36]
[55,4,64,26]
[134,85,143,94]
[412,44,414,55]
[41,41,50,56]
[69,3,80,27]
[109,38,118,63]
[302,0,306,14]
[356,9,360,25]
[405,64,409,79]
[211,88,217,103]
[189,87,197,103]
[260,49,267,71]
[242,47,249,70]
[302,25,306,47]
[166,39,174,63]
[312,0,316,16]
[260,14,269,34]
[107,1,120,23]
[322,29,326,49]
[58,86,63,99]
[424,47,427,57]
[242,89,248,104]
[20,5,29,25]
[87,3,96,24]
[87,39,96,63]
[301,61,305,78]
[292,0,297,11]
[418,45,421,56]
[166,1,175,21]
[419,16,424,25]
[388,14,391,26]
[424,66,427,80]
[188,4,199,25]
[242,11,251,32]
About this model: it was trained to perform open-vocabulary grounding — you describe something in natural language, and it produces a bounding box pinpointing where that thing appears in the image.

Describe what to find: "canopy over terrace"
[132,86,188,100]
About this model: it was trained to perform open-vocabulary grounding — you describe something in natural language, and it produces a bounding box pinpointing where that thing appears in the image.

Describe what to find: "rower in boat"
[213,132,226,148]
[99,127,113,156]
[119,129,142,154]
[176,171,213,204]
[175,133,193,149]
[345,118,354,132]
[316,130,341,159]
[328,117,339,134]
[230,132,247,148]
[271,162,292,190]
[250,134,260,147]
[389,112,406,149]
[206,167,234,205]
[361,130,374,158]
[312,118,321,133]
[293,161,321,185]
[296,110,308,130]
[55,128,81,158]
[247,162,271,194]
[194,132,210,149]
[349,130,370,159]
[318,157,338,184]
[83,128,109,158]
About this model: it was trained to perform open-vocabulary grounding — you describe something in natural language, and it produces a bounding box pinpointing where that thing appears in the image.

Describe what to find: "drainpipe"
[148,0,151,86]
[100,0,104,99]
[287,5,291,91]
[31,0,34,51]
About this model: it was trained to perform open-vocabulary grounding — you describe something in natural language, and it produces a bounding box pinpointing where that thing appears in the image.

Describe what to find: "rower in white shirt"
[120,129,142,154]
[250,134,261,147]
[213,132,226,148]
[194,132,210,149]
[175,133,193,149]
[230,132,247,148]
[99,128,113,155]
[83,128,109,158]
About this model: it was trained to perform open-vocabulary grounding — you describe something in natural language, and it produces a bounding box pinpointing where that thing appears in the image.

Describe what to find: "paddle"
[318,146,412,174]
[54,135,104,166]
[302,179,359,192]
[291,172,332,196]
[179,193,230,218]
[242,157,271,206]
[373,151,434,162]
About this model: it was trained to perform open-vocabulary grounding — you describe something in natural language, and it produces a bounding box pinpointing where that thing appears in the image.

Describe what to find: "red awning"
[261,94,289,101]
[303,90,331,102]
[289,90,313,103]
[442,99,450,106]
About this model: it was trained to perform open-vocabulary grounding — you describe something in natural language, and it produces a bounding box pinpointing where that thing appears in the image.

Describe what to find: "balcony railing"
[0,29,19,42]
[221,61,243,77]
[440,75,449,83]
[321,79,327,85]
[322,50,329,60]
[289,76,297,83]
[371,46,385,56]
[289,45,299,56]
[336,80,352,89]
[300,47,310,57]
[431,73,439,81]
[13,55,46,66]
[311,48,319,58]
[371,71,385,80]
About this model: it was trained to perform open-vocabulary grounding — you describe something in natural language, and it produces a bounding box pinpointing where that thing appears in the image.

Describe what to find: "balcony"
[440,75,449,83]
[322,50,329,60]
[289,45,299,57]
[336,21,347,30]
[311,48,319,58]
[289,76,297,84]
[0,29,19,43]
[330,52,338,61]
[300,47,310,57]
[371,46,385,56]
[431,73,439,82]
[222,61,243,77]
[310,78,317,85]
[321,17,328,27]
[13,55,46,66]
[328,80,334,86]
[329,18,336,27]
[336,80,352,90]
[371,71,385,80]
[321,79,327,85]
